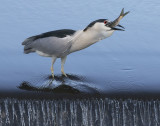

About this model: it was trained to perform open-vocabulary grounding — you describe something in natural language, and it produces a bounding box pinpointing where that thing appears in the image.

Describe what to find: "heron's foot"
[51,73,54,79]
[51,66,55,79]
[61,71,68,77]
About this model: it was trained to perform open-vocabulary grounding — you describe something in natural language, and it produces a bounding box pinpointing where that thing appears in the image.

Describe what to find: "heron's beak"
[109,8,129,31]
[110,25,125,31]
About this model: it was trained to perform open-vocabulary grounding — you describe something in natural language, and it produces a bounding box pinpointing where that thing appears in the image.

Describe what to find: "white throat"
[69,29,114,53]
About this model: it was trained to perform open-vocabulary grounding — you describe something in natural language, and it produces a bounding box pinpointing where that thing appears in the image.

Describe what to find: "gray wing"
[22,29,76,56]
[24,36,72,57]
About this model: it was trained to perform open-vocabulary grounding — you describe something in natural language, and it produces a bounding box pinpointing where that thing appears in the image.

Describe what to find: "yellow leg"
[51,57,56,79]
[61,56,67,77]
[51,66,54,78]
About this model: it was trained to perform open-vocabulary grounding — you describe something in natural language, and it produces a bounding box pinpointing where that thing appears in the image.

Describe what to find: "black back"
[29,29,76,40]
[83,19,107,31]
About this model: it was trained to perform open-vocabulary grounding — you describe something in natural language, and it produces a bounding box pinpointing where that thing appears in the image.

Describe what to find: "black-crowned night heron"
[22,8,129,79]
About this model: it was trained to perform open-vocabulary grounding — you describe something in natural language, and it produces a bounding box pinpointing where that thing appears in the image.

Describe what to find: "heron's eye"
[104,21,107,24]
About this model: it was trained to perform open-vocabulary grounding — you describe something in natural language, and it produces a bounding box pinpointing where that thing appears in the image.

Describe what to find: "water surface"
[0,0,160,99]
[1,1,160,126]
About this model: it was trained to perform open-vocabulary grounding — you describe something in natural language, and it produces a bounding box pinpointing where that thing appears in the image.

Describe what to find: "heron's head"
[83,19,121,39]
[83,8,129,39]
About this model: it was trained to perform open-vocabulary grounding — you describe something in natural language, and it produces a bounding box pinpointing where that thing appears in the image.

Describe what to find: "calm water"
[0,0,160,93]
[0,0,160,125]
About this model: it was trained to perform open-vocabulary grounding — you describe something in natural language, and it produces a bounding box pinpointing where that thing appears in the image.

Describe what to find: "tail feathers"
[24,47,35,54]
[24,43,35,54]
[22,37,36,54]
[22,37,35,45]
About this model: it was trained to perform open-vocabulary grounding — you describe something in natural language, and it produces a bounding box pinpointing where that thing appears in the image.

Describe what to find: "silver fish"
[109,8,129,31]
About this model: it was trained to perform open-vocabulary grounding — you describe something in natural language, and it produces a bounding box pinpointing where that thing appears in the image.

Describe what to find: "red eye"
[104,21,107,24]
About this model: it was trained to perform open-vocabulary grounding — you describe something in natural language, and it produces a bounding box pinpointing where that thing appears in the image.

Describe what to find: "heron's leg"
[51,57,56,78]
[61,56,67,77]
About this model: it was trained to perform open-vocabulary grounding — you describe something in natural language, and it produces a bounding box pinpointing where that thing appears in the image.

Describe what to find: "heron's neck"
[70,30,105,53]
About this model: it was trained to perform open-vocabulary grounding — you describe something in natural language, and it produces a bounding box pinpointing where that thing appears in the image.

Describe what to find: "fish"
[109,8,130,31]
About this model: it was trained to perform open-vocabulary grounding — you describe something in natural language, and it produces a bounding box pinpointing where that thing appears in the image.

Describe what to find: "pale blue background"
[0,0,160,92]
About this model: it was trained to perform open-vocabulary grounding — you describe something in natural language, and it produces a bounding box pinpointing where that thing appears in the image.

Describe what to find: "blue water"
[0,0,160,94]
[1,1,160,126]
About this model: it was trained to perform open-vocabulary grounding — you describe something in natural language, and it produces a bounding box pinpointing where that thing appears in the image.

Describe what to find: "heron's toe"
[62,72,68,77]
[51,73,54,79]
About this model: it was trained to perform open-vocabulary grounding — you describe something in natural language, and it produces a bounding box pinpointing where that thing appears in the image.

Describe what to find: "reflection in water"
[0,98,160,126]
[18,82,81,94]
[18,74,100,94]
[1,0,160,125]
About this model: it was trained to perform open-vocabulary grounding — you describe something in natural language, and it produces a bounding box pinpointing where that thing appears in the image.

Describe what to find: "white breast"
[69,29,114,53]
